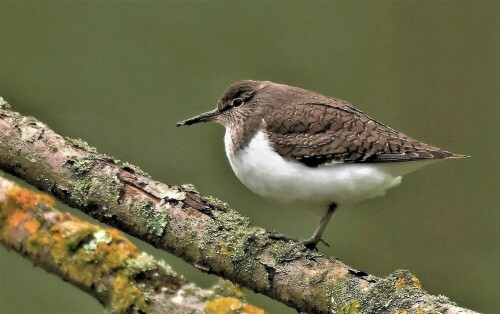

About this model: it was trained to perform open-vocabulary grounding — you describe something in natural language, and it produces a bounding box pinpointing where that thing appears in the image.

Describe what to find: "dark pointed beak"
[176,109,220,127]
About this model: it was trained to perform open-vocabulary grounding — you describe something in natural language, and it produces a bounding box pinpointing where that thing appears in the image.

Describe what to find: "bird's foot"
[299,237,330,250]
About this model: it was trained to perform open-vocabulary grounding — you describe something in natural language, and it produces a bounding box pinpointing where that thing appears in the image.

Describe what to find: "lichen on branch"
[0,176,264,314]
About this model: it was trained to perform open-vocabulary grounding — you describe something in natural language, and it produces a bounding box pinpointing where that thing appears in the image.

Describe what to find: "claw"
[301,237,322,251]
[288,237,330,251]
[320,238,330,248]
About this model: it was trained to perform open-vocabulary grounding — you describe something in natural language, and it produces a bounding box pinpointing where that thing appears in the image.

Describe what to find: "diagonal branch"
[0,176,264,314]
[0,98,478,314]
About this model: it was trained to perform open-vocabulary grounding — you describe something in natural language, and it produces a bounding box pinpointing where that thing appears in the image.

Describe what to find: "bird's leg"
[301,203,337,250]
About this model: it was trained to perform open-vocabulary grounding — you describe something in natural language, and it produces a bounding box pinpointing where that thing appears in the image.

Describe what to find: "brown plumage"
[214,80,466,168]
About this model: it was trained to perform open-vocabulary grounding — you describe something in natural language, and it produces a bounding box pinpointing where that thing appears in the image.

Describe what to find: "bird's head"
[177,80,265,127]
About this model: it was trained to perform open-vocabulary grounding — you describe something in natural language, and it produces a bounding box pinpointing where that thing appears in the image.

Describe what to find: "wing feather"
[264,102,461,167]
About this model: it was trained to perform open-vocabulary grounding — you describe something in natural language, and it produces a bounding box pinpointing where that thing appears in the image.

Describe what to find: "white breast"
[224,130,436,216]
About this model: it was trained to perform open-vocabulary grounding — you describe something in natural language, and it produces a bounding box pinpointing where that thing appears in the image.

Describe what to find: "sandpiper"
[177,80,467,249]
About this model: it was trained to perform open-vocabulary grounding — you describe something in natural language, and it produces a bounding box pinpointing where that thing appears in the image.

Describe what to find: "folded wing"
[264,101,464,167]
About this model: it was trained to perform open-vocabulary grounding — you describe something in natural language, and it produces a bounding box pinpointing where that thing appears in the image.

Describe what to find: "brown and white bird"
[177,80,467,249]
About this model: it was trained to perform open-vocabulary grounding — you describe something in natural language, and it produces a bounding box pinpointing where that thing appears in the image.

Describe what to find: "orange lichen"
[223,281,245,299]
[6,186,54,210]
[1,182,265,313]
[205,297,265,314]
[0,183,151,313]
[111,276,149,313]
[7,210,29,228]
[395,274,422,290]
[412,276,422,289]
[108,228,122,238]
[395,277,407,288]
[54,227,140,288]
[23,219,40,234]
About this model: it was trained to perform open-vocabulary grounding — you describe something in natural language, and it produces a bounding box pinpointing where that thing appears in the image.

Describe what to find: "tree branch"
[0,176,264,314]
[0,98,478,314]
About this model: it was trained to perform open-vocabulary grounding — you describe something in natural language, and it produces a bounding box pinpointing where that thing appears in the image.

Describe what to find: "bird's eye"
[232,98,244,107]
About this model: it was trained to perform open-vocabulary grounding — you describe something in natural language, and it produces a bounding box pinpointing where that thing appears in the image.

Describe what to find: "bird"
[177,80,467,250]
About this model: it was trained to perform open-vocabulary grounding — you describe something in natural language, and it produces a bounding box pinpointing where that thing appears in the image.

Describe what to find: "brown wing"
[264,102,462,167]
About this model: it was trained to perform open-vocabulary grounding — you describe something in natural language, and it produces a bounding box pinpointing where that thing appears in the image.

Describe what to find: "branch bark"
[0,176,264,314]
[0,98,478,314]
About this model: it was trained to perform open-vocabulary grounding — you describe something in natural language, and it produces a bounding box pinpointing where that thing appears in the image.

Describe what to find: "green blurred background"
[0,1,498,313]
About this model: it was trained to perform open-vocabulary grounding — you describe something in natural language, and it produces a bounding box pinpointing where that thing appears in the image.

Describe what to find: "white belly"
[224,130,436,216]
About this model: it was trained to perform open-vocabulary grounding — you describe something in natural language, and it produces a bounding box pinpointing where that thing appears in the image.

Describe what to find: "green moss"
[63,157,96,206]
[121,254,183,312]
[126,253,155,269]
[205,209,252,261]
[72,158,94,175]
[338,300,363,314]
[65,137,98,154]
[72,176,93,207]
[126,253,158,275]
[64,155,123,210]
[268,241,320,262]
[121,162,151,178]
[97,175,122,205]
[203,206,274,272]
[202,194,320,268]
[202,195,231,211]
[149,211,167,237]
[329,269,430,313]
[137,199,152,220]
[137,199,168,237]
[0,97,10,109]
